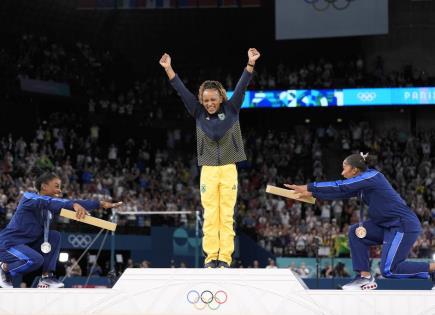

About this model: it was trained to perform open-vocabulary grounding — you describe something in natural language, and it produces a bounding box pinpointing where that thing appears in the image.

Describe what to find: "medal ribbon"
[359,192,364,227]
[43,209,51,245]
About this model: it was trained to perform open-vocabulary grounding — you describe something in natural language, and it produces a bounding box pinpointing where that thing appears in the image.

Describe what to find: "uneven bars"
[114,211,194,215]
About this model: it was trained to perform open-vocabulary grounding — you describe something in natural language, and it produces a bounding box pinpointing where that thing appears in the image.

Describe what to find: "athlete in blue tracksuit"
[0,171,122,288]
[287,153,432,290]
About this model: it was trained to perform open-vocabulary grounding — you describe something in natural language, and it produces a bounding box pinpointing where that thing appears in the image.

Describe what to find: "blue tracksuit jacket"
[0,192,100,250]
[308,169,421,233]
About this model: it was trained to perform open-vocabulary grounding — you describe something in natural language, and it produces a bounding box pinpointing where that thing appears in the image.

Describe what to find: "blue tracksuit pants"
[348,221,429,279]
[0,230,61,276]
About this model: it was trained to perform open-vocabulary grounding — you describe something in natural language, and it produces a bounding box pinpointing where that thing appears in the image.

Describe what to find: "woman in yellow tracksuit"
[159,48,260,268]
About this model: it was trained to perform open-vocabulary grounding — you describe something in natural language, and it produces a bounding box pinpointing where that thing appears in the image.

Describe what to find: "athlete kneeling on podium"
[287,153,435,290]
[0,169,122,288]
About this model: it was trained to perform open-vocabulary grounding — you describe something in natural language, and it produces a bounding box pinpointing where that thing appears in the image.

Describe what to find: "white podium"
[0,269,435,315]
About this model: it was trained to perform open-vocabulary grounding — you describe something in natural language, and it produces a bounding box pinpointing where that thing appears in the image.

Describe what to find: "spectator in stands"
[298,262,311,278]
[252,260,260,268]
[126,258,135,269]
[265,258,278,269]
[334,262,350,278]
[140,260,150,268]
[66,257,82,277]
[320,264,334,278]
[89,263,103,277]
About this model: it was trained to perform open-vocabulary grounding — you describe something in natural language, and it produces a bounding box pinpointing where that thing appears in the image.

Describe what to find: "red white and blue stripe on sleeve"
[307,169,379,200]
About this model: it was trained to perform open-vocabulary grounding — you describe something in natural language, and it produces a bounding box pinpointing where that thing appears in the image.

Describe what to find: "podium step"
[0,269,434,315]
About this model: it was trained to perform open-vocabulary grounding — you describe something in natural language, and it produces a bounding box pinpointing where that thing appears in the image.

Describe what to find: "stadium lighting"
[59,252,69,262]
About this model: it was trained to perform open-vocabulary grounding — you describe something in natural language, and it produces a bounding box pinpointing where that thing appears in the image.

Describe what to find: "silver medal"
[41,242,52,254]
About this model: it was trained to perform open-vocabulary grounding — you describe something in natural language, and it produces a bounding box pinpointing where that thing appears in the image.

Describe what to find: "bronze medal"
[355,226,367,239]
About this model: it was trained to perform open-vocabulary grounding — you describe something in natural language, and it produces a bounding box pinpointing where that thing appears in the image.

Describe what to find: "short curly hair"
[32,167,60,191]
[198,80,228,104]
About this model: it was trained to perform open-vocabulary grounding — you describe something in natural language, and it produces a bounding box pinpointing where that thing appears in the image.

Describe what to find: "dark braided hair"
[344,152,369,172]
[31,167,60,192]
[198,80,228,104]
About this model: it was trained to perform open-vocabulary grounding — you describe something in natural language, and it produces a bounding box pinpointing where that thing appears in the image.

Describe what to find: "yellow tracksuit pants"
[200,164,237,265]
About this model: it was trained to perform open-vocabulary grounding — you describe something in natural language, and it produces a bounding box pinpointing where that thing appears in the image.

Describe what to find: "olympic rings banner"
[227,87,435,108]
[275,0,388,40]
[68,234,93,248]
[186,289,228,311]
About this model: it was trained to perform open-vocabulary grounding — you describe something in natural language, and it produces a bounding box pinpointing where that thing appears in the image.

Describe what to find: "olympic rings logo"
[304,0,355,11]
[68,234,92,248]
[186,290,228,311]
[357,92,377,102]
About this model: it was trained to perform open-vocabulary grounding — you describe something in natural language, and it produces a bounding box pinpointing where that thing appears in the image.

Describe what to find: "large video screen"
[226,87,435,108]
[275,0,388,40]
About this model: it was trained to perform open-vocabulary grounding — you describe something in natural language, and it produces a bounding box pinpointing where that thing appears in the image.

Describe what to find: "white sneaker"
[0,263,13,288]
[37,274,64,288]
[342,275,377,291]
